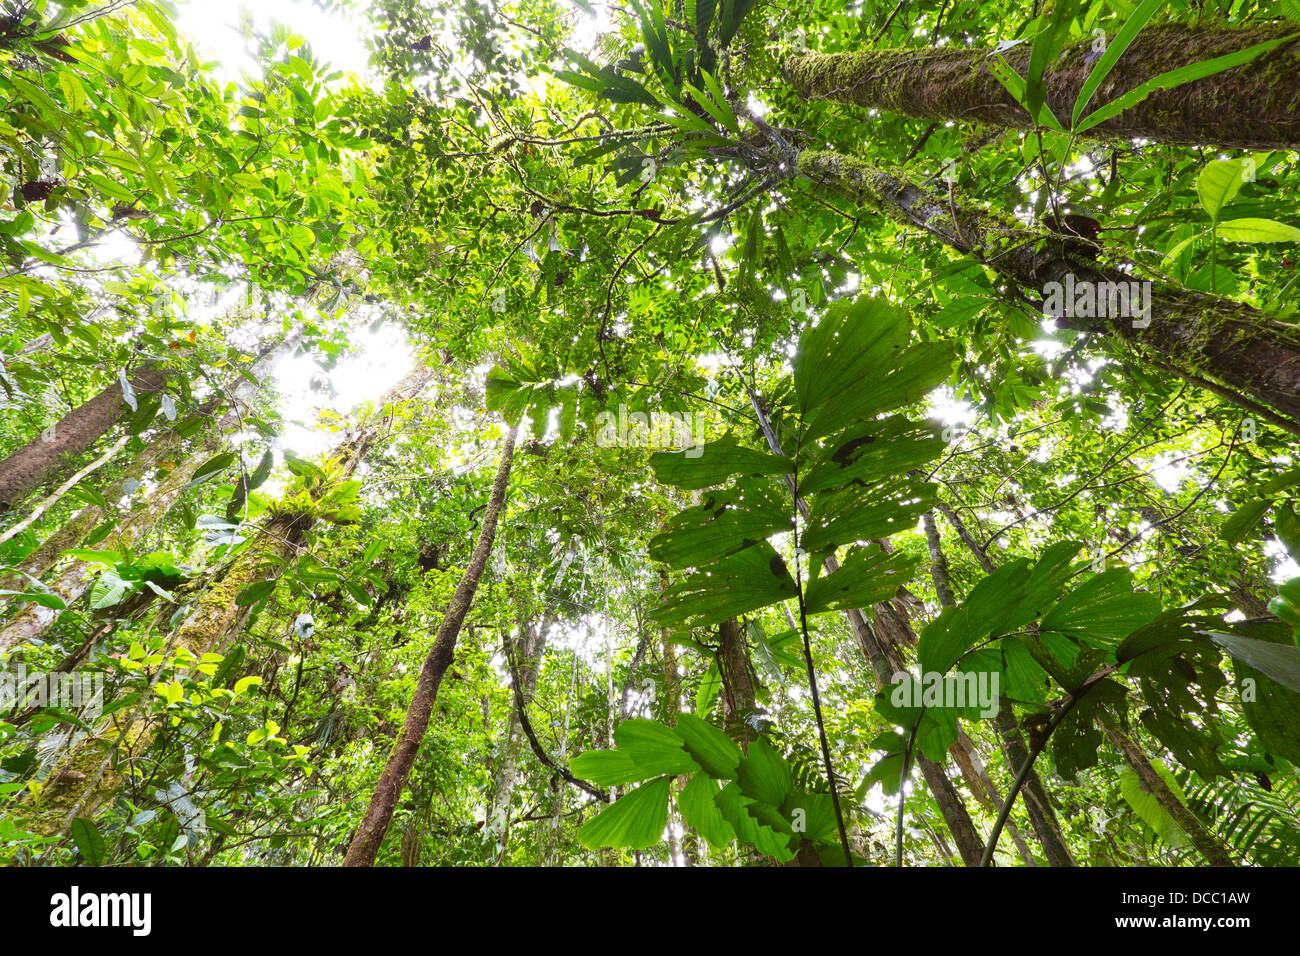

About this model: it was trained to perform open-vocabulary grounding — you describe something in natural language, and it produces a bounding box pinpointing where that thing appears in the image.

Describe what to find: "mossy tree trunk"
[13,508,312,839]
[785,25,1300,150]
[13,366,436,840]
[0,429,221,657]
[797,149,1300,424]
[487,610,549,864]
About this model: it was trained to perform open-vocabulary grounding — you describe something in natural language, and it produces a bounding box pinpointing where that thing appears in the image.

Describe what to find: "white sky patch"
[176,0,371,84]
[1265,539,1300,582]
[1148,451,1191,493]
[275,322,414,457]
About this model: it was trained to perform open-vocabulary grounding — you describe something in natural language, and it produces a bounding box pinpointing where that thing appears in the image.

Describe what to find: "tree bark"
[995,699,1077,866]
[797,149,1300,423]
[12,509,312,838]
[785,24,1300,151]
[717,617,759,745]
[343,424,518,867]
[0,362,168,512]
[487,611,549,864]
[1098,717,1236,866]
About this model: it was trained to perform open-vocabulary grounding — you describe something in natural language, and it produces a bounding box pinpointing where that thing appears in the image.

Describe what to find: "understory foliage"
[0,0,1298,867]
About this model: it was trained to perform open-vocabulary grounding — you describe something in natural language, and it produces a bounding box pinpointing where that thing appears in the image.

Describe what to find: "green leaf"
[614,718,699,776]
[70,817,106,865]
[735,738,792,806]
[1197,159,1252,223]
[1216,217,1300,244]
[652,543,798,627]
[577,776,672,849]
[677,772,735,848]
[649,435,792,490]
[1025,2,1077,123]
[1040,569,1161,644]
[671,712,741,778]
[1209,632,1300,694]
[235,579,275,606]
[1071,0,1163,126]
[187,452,237,490]
[1221,498,1270,544]
[1119,761,1190,848]
[0,589,67,610]
[569,749,651,786]
[803,544,919,614]
[1076,34,1297,133]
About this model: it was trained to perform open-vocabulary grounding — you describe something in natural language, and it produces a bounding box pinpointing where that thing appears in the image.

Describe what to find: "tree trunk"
[0,425,188,595]
[797,149,1300,423]
[717,617,758,745]
[0,429,229,657]
[1098,716,1236,866]
[995,699,1077,866]
[13,508,312,837]
[785,25,1300,151]
[0,363,168,512]
[343,424,518,867]
[12,366,435,838]
[487,611,549,864]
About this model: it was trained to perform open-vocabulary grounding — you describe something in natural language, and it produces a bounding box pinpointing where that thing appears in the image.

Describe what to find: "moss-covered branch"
[785,25,1300,150]
[796,148,1300,423]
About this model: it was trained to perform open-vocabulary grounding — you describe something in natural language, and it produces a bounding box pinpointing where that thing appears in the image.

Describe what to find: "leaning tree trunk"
[487,611,549,864]
[12,508,313,838]
[12,366,435,837]
[0,429,222,657]
[785,24,1300,151]
[343,424,518,867]
[1098,717,1237,866]
[0,335,296,655]
[797,149,1300,424]
[0,362,168,512]
[0,419,193,595]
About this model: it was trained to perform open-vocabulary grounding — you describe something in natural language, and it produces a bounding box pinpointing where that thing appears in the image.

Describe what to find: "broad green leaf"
[677,772,735,848]
[653,543,798,627]
[577,775,672,849]
[614,718,699,776]
[672,712,741,777]
[1040,569,1160,644]
[649,436,791,491]
[1119,763,1190,848]
[70,817,106,866]
[569,749,652,786]
[735,738,792,806]
[235,579,275,606]
[1216,217,1300,244]
[1197,159,1251,223]
[803,544,919,615]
